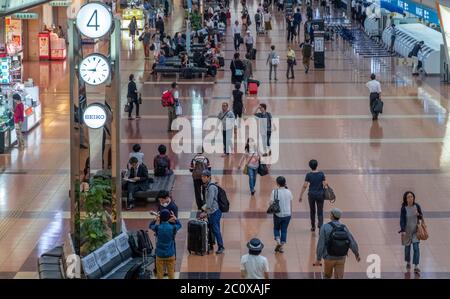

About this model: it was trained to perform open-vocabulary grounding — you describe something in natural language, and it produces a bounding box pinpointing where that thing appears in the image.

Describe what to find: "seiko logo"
[84,114,105,120]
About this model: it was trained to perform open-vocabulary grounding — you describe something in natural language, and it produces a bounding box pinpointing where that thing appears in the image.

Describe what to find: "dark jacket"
[128,163,150,189]
[127,80,138,100]
[157,201,179,218]
[399,203,423,233]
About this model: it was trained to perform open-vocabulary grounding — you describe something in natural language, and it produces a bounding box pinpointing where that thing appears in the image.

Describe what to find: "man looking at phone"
[149,209,182,279]
[156,190,178,219]
[125,157,150,210]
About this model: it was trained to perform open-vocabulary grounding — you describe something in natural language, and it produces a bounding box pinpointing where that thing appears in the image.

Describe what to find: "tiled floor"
[1,0,450,279]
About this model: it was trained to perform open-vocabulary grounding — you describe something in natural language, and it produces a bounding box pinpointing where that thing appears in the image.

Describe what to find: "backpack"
[210,183,229,213]
[161,90,174,107]
[326,222,350,257]
[192,157,208,179]
[255,13,261,23]
[154,155,169,177]
[128,230,154,256]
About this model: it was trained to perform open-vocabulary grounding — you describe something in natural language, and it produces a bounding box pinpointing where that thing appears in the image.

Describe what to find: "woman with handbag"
[230,52,246,84]
[128,16,138,43]
[268,176,293,253]
[238,138,260,196]
[399,191,424,274]
[127,74,140,120]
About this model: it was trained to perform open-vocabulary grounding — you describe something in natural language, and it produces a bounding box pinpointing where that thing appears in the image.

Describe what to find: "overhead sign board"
[49,1,72,6]
[13,13,39,19]
[380,0,439,25]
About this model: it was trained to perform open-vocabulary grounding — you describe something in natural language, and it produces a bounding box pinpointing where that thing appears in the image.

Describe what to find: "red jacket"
[14,102,24,123]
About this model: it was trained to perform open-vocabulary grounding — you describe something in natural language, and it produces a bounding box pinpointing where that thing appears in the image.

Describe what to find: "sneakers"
[406,263,411,271]
[310,227,315,232]
[126,203,135,210]
[414,266,420,274]
[216,247,225,254]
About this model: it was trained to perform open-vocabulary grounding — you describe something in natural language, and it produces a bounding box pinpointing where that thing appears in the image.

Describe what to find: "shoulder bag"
[324,185,336,203]
[243,153,255,175]
[416,219,429,241]
[233,61,244,76]
[267,190,281,214]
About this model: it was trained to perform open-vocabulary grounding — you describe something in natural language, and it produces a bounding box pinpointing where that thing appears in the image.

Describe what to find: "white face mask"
[161,200,170,207]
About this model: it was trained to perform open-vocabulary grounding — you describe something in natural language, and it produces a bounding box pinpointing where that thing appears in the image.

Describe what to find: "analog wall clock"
[79,54,111,86]
[76,2,113,39]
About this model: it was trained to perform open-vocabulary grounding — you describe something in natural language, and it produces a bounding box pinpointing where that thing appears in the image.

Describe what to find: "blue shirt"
[293,12,302,25]
[149,220,182,258]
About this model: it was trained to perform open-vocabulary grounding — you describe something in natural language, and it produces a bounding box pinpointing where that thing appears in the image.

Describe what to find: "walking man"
[314,208,361,279]
[267,45,279,81]
[365,73,382,121]
[232,20,242,51]
[218,102,235,156]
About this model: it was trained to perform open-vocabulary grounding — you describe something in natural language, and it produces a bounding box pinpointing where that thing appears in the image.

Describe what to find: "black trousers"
[128,99,139,118]
[245,43,253,54]
[193,178,204,210]
[234,33,241,51]
[369,92,379,119]
[287,29,295,42]
[308,196,324,228]
[287,61,295,78]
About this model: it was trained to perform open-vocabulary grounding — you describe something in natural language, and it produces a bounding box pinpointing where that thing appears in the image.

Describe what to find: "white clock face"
[76,2,113,39]
[79,54,111,86]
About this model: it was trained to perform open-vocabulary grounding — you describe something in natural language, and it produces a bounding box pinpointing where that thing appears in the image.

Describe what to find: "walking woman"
[232,83,244,121]
[299,159,328,232]
[238,138,260,196]
[230,52,246,84]
[127,74,140,120]
[286,45,296,79]
[129,16,138,43]
[399,191,423,274]
[270,176,293,253]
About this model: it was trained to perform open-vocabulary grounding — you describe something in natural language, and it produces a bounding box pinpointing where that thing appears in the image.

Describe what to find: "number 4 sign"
[76,2,113,39]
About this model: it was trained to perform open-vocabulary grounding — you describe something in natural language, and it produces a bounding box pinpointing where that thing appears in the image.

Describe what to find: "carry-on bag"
[187,219,209,255]
[248,82,258,95]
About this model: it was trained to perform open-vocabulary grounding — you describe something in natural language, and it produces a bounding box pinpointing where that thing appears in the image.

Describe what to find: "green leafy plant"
[80,176,112,256]
[80,212,109,255]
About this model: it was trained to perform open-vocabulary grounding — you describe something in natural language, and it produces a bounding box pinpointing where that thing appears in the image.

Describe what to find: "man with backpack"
[162,82,178,132]
[314,208,360,279]
[149,209,182,279]
[190,150,211,210]
[200,170,226,254]
[153,144,173,177]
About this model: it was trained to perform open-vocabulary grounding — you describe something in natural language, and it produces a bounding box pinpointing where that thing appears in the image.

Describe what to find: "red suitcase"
[248,82,258,95]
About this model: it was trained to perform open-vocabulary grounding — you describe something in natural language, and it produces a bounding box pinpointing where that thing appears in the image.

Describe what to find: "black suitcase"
[251,48,257,60]
[187,219,209,255]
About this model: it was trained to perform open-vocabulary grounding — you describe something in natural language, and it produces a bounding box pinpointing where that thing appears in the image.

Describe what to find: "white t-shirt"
[366,80,382,93]
[240,254,269,279]
[270,188,292,218]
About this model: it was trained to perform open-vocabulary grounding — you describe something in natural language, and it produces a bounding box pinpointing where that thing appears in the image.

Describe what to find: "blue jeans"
[208,209,224,249]
[273,215,291,244]
[405,242,420,265]
[248,167,257,193]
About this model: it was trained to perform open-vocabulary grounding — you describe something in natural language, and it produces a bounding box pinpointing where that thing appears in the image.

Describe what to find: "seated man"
[125,157,150,210]
[153,144,173,177]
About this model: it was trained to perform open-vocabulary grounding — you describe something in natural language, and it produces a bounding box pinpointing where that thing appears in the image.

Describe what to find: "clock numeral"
[87,10,99,31]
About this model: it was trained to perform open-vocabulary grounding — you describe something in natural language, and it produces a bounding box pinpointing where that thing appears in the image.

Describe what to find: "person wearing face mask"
[156,190,178,219]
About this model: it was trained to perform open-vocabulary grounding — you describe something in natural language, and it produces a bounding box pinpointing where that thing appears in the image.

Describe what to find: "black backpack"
[326,222,350,257]
[154,156,169,177]
[211,183,229,213]
[129,229,154,256]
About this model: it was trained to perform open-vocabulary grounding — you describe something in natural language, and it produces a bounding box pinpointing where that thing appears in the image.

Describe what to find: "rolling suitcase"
[187,219,209,255]
[248,82,258,95]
